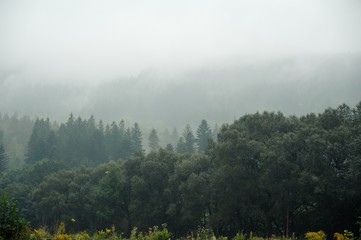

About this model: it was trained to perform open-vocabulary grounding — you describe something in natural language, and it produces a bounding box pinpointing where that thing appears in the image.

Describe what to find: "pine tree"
[66,113,75,128]
[148,129,160,152]
[131,123,143,154]
[118,120,127,158]
[183,124,195,153]
[122,128,132,159]
[26,118,56,164]
[98,120,104,134]
[109,122,120,160]
[176,137,187,153]
[196,120,212,153]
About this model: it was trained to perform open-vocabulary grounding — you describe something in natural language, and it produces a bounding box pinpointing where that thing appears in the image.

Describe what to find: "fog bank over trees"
[1,0,360,128]
[1,55,360,128]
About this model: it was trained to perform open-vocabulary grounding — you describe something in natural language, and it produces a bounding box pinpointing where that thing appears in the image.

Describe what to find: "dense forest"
[1,102,361,238]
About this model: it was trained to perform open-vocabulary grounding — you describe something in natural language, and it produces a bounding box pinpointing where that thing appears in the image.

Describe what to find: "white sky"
[1,0,361,83]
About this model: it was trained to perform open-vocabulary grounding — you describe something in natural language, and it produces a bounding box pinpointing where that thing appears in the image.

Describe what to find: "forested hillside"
[1,102,361,238]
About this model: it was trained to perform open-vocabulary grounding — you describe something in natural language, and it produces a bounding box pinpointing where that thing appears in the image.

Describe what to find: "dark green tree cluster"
[207,103,361,237]
[0,103,360,238]
[25,114,143,167]
[26,118,56,164]
[0,151,209,236]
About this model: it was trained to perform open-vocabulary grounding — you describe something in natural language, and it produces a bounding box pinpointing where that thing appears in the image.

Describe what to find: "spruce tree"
[182,124,195,153]
[131,123,143,154]
[196,120,212,153]
[26,118,56,164]
[148,129,160,152]
[176,137,187,153]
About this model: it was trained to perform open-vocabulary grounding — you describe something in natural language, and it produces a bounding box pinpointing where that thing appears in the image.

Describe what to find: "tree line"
[0,102,361,238]
[22,114,216,168]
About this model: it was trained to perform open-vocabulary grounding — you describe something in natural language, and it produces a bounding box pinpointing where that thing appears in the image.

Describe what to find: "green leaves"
[0,195,29,240]
[1,102,361,238]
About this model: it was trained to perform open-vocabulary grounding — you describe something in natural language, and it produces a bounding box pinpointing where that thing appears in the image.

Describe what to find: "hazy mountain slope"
[1,55,360,127]
[84,55,361,126]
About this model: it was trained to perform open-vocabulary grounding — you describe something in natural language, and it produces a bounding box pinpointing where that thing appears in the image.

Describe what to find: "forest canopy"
[0,102,361,238]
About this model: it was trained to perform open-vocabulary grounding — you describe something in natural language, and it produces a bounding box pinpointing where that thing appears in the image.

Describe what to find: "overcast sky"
[1,0,361,84]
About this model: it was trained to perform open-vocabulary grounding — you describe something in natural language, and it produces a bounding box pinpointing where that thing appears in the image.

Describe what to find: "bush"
[0,194,29,240]
[30,226,52,240]
[305,231,326,240]
[146,225,171,240]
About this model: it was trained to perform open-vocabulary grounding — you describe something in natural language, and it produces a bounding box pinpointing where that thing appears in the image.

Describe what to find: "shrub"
[55,234,72,240]
[334,232,344,240]
[233,232,247,240]
[146,225,171,240]
[334,230,354,240]
[0,194,29,240]
[305,231,326,240]
[92,226,123,240]
[74,231,90,240]
[187,227,214,240]
[30,226,51,240]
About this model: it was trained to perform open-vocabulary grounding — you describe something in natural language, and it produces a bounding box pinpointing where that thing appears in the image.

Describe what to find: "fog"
[1,0,361,127]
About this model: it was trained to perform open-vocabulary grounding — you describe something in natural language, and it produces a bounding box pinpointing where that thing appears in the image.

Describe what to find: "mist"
[1,0,361,127]
[2,1,361,237]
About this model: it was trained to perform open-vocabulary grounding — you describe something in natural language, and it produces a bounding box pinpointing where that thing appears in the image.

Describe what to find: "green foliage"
[305,231,326,240]
[177,125,196,154]
[23,114,146,168]
[0,195,29,240]
[1,102,361,238]
[54,233,72,240]
[176,137,187,153]
[26,118,56,164]
[233,232,247,240]
[56,221,66,235]
[29,226,51,240]
[92,229,112,240]
[130,227,138,240]
[191,227,215,240]
[343,230,354,240]
[196,120,212,153]
[146,225,171,240]
[131,123,143,154]
[74,231,90,240]
[165,144,174,152]
[183,124,195,153]
[126,225,170,240]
